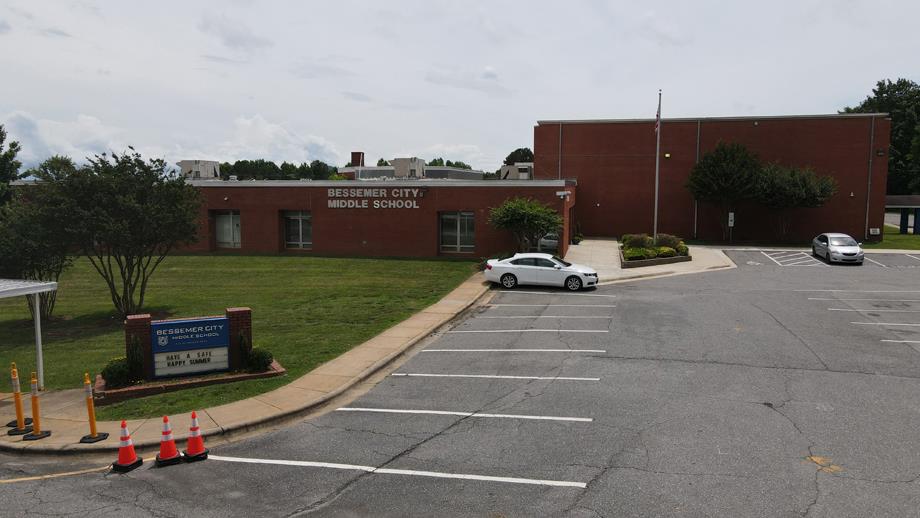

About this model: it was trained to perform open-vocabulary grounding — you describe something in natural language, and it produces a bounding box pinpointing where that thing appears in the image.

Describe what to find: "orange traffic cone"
[155,416,181,467]
[112,420,143,473]
[182,411,208,462]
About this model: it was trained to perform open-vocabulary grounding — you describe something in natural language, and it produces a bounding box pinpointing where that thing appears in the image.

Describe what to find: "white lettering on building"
[327,187,424,209]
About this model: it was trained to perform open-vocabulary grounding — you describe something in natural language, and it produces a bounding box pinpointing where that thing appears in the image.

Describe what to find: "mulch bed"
[93,360,285,406]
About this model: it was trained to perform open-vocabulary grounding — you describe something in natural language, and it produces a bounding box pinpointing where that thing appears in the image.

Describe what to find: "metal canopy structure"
[0,279,58,390]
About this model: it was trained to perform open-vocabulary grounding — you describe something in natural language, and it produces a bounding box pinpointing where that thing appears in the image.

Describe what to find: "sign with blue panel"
[151,317,230,377]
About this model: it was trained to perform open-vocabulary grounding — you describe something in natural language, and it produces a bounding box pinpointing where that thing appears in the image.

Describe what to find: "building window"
[283,211,312,249]
[440,212,475,253]
[214,210,241,249]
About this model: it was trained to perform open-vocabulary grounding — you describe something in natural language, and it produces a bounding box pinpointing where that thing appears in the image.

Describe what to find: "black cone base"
[155,453,183,467]
[23,430,51,441]
[80,432,109,444]
[111,457,143,473]
[7,426,33,436]
[182,448,209,462]
[6,418,33,428]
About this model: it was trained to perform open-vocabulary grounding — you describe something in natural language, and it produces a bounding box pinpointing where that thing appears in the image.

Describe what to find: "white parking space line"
[476,316,612,319]
[391,373,600,381]
[446,329,609,334]
[829,308,920,313]
[423,349,606,353]
[498,290,616,298]
[761,251,784,265]
[864,256,888,267]
[210,455,587,488]
[487,304,616,308]
[880,340,920,344]
[336,407,593,422]
[785,259,820,266]
[908,254,920,263]
[809,298,920,302]
[798,289,920,293]
[851,322,920,327]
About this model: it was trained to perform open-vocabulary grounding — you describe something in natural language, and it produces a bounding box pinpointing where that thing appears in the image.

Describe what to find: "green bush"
[656,246,677,258]
[572,233,584,245]
[622,248,647,261]
[247,347,274,373]
[642,247,659,259]
[654,233,682,249]
[101,357,131,389]
[676,243,689,256]
[622,233,653,248]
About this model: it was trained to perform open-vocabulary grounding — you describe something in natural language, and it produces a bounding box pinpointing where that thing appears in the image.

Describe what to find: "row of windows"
[212,210,475,253]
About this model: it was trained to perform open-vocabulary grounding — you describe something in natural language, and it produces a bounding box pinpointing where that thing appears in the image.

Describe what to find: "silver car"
[812,233,864,264]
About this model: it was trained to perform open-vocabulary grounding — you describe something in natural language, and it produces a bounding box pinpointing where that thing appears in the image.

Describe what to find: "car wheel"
[500,274,518,289]
[812,246,817,257]
[565,276,582,291]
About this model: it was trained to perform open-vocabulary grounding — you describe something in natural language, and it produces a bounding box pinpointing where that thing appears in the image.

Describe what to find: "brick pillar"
[125,314,153,380]
[226,307,252,371]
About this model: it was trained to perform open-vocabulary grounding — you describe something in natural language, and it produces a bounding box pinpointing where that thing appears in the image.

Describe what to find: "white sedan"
[484,253,598,291]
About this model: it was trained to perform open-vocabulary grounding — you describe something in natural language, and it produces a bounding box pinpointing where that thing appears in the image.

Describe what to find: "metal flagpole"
[653,89,662,239]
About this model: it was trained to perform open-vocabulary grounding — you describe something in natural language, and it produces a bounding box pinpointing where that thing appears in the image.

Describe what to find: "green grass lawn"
[0,255,476,419]
[863,225,920,250]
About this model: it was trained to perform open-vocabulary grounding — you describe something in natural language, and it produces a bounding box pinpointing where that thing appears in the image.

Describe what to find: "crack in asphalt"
[751,302,829,370]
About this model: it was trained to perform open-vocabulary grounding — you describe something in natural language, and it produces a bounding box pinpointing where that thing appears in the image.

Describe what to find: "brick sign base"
[125,307,253,381]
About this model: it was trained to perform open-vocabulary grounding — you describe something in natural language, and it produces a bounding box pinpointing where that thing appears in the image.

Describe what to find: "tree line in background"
[218,159,342,181]
[843,78,920,195]
[0,129,200,320]
[687,142,838,241]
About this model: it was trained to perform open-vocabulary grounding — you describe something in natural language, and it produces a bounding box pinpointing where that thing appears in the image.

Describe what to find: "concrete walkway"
[564,238,736,283]
[0,273,490,453]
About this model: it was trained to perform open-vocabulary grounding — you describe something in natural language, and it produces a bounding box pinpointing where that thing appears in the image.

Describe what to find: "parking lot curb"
[0,274,492,456]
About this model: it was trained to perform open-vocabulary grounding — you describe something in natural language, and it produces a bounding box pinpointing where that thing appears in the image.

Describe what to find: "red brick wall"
[534,115,891,242]
[186,183,573,258]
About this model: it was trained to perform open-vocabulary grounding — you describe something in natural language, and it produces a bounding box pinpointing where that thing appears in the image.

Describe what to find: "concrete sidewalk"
[0,273,490,454]
[564,238,736,283]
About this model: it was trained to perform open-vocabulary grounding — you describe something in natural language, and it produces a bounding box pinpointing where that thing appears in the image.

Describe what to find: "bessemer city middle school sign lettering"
[326,187,426,209]
[151,317,230,378]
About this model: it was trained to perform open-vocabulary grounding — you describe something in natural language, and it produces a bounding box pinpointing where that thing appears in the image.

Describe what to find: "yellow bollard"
[79,372,108,443]
[22,372,51,441]
[6,362,33,436]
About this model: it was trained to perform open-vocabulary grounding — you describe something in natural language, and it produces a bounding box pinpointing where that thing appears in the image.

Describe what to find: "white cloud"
[425,66,512,98]
[3,111,128,166]
[0,20,10,34]
[214,115,341,165]
[198,14,272,52]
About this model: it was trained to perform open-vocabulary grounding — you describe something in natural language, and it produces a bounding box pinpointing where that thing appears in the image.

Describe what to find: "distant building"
[177,160,220,180]
[499,162,533,180]
[340,152,486,181]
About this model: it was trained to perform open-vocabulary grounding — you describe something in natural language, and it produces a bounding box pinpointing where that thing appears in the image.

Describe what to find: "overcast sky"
[1,1,917,171]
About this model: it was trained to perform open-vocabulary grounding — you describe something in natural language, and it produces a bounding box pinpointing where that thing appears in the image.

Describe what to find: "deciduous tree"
[757,163,838,239]
[843,78,920,194]
[0,124,22,205]
[687,142,762,240]
[51,150,201,317]
[503,147,534,166]
[489,197,562,252]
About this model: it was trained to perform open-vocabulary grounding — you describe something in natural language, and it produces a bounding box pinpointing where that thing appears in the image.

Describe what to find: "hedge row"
[621,233,689,261]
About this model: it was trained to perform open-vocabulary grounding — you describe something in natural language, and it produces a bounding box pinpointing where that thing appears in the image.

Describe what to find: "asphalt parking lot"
[4,254,920,517]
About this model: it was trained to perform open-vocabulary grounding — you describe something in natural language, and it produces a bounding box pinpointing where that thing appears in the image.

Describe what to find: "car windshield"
[552,256,571,267]
[829,237,858,246]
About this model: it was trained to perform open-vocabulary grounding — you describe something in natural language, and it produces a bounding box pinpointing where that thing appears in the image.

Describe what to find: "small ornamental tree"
[489,197,563,252]
[757,163,838,239]
[687,142,762,240]
[51,150,201,317]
